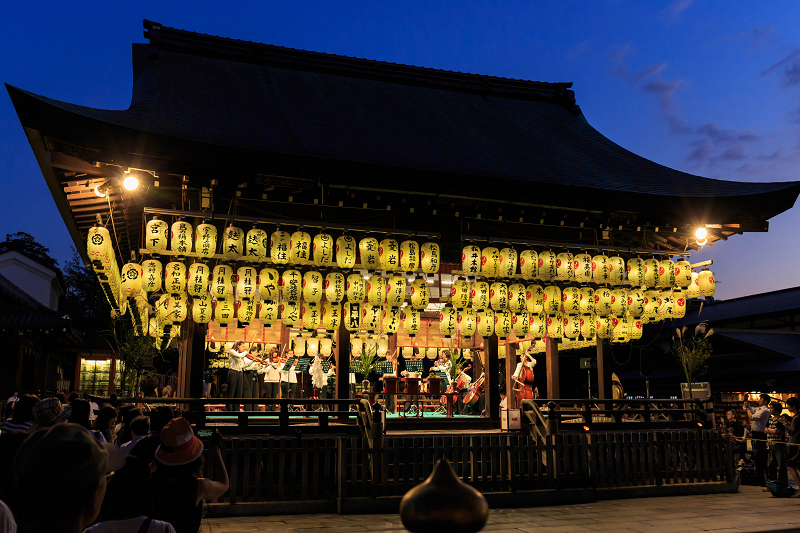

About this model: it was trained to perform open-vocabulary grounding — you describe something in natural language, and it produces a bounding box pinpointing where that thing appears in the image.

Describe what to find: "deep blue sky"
[2,1,798,299]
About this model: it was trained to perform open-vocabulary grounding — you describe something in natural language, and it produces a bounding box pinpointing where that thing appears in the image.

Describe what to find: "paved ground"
[201,486,800,532]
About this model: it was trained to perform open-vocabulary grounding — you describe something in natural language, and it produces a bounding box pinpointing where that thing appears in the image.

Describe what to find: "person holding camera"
[744,393,771,486]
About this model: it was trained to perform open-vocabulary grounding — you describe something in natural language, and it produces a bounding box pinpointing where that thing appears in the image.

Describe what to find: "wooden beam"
[597,337,613,406]
[484,334,500,422]
[545,337,559,399]
[335,323,351,421]
[505,341,517,409]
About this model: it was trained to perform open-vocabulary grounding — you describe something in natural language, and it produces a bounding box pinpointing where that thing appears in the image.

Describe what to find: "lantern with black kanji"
[194,222,217,261]
[245,228,267,263]
[699,270,715,297]
[270,230,291,265]
[362,303,381,333]
[325,272,345,303]
[657,292,673,321]
[313,233,334,267]
[627,258,644,287]
[471,281,490,310]
[258,268,279,301]
[500,248,518,278]
[214,294,235,326]
[612,316,628,342]
[211,265,233,299]
[644,258,660,288]
[386,275,407,307]
[495,309,513,339]
[686,271,701,298]
[281,269,302,302]
[187,263,209,297]
[302,271,324,303]
[592,254,610,284]
[580,315,596,340]
[595,316,613,339]
[359,237,380,271]
[674,260,692,288]
[530,313,545,338]
[439,306,457,338]
[302,301,321,331]
[142,259,162,293]
[610,288,628,316]
[289,231,312,265]
[490,282,508,311]
[383,305,401,334]
[477,308,495,337]
[222,225,244,262]
[574,253,592,284]
[403,308,421,337]
[579,287,595,315]
[594,287,612,317]
[546,314,563,339]
[121,262,144,298]
[165,262,187,294]
[608,256,624,285]
[462,245,481,279]
[673,290,687,319]
[343,302,361,332]
[335,235,357,269]
[145,217,169,256]
[481,247,501,278]
[644,290,660,322]
[238,298,257,325]
[281,301,300,326]
[562,286,580,316]
[628,315,643,340]
[563,315,580,339]
[556,252,574,281]
[236,266,256,300]
[512,311,530,338]
[399,240,419,275]
[508,283,526,312]
[321,301,341,333]
[346,273,366,303]
[410,277,429,309]
[379,238,399,273]
[171,220,193,258]
[658,259,675,288]
[192,291,212,324]
[87,226,113,266]
[543,285,561,315]
[526,284,544,315]
[451,278,470,310]
[420,242,440,277]
[627,289,646,318]
[520,250,537,280]
[367,274,386,305]
[538,251,557,282]
[258,300,278,325]
[459,307,478,338]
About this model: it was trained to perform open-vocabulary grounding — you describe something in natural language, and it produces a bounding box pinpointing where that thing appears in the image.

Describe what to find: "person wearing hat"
[11,423,126,533]
[151,418,229,533]
[29,396,72,431]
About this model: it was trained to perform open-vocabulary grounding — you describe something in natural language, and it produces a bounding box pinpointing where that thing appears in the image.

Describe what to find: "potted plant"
[354,339,379,392]
[672,321,713,399]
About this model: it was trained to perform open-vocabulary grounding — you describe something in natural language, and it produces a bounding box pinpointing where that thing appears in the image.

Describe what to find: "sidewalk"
[201,486,800,532]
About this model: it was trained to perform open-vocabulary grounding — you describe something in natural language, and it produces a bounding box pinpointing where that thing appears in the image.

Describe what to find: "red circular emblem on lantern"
[490,289,495,297]
[481,255,488,265]
[421,251,426,260]
[562,293,567,301]
[557,259,562,268]
[594,295,600,303]
[659,267,665,275]
[324,280,330,288]
[411,287,416,296]
[379,247,384,256]
[678,298,685,306]
[494,316,499,324]
[592,262,597,271]
[547,318,552,326]
[461,253,466,262]
[526,291,531,299]
[611,296,616,304]
[520,257,525,266]
[313,243,317,252]
[302,280,306,288]
[513,316,518,324]
[451,288,457,296]
[627,297,633,305]
[471,290,476,298]
[459,315,463,323]
[538,258,544,268]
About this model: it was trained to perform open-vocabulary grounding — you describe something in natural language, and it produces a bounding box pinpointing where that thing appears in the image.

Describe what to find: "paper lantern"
[595,316,613,339]
[606,256,624,285]
[538,251,557,282]
[209,265,232,299]
[579,287,595,315]
[382,305,401,334]
[320,338,333,357]
[399,240,419,274]
[214,294,235,326]
[324,272,345,303]
[520,250,537,280]
[403,308,421,337]
[350,337,362,356]
[610,288,628,316]
[459,308,478,338]
[543,285,561,315]
[270,230,291,265]
[343,302,361,332]
[257,300,278,325]
[189,291,210,324]
[319,301,340,332]
[367,274,387,305]
[657,292,674,321]
[530,313,545,338]
[87,226,114,267]
[234,266,255,300]
[257,268,279,301]
[335,235,357,269]
[289,231,312,265]
[171,220,193,257]
[280,269,302,302]
[242,228,266,263]
[238,298,257,325]
[346,273,366,303]
[592,255,610,284]
[686,271,701,298]
[594,287,612,317]
[121,262,144,298]
[579,315,596,339]
[386,275,407,307]
[673,290,687,319]
[194,222,217,261]
[409,277,429,309]
[495,309,513,339]
[644,290,660,322]
[562,286,580,315]
[145,217,169,256]
[627,258,645,287]
[439,306,457,338]
[500,248,518,278]
[142,259,162,293]
[526,284,544,314]
[508,283,526,312]
[481,247,501,278]
[293,338,306,357]
[471,281,490,310]
[674,260,692,288]
[612,316,628,342]
[628,315,643,340]
[699,270,715,297]
[131,294,149,335]
[379,239,399,272]
[462,245,481,278]
[302,271,324,303]
[563,315,580,339]
[306,338,320,357]
[451,278,470,309]
[571,253,591,284]
[359,237,380,271]
[420,242,441,276]
[164,262,187,294]
[556,252,574,281]
[184,263,208,297]
[490,282,508,311]
[313,233,334,267]
[627,289,646,318]
[512,312,530,338]
[280,300,300,326]
[222,225,244,261]
[477,308,495,337]
[301,301,321,331]
[658,259,675,288]
[644,259,660,289]
[362,303,381,333]
[546,314,563,339]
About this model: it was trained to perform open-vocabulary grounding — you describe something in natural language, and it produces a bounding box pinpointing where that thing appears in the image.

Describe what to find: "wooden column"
[597,337,613,403]
[178,318,206,398]
[335,323,350,401]
[484,334,500,422]
[505,341,518,409]
[545,337,560,399]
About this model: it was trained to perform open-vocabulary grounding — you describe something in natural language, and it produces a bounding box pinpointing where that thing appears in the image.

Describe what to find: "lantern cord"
[106,195,125,264]
[610,341,633,367]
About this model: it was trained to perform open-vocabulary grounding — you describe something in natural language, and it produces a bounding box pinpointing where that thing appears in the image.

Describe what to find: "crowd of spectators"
[0,392,229,532]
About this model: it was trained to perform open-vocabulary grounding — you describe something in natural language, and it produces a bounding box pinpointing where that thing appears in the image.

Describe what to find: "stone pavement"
[201,486,800,532]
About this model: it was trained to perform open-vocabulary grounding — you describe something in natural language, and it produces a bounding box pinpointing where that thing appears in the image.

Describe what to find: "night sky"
[2,1,798,299]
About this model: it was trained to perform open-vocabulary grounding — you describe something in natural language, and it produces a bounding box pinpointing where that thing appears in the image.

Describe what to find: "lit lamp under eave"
[579,287,595,315]
[591,254,610,284]
[609,256,625,286]
[594,287,612,317]
[342,302,360,332]
[579,315,596,340]
[538,251,557,282]
[399,240,419,275]
[120,262,144,299]
[628,314,644,340]
[192,291,212,324]
[477,308,495,337]
[258,268,279,301]
[627,258,645,287]
[410,277,429,309]
[383,305,401,334]
[236,266,257,300]
[222,225,244,262]
[543,285,561,315]
[270,230,291,265]
[211,265,233,299]
[170,220,193,258]
[245,228,267,263]
[610,288,628,317]
[386,275,407,307]
[237,298,257,325]
[495,309,513,340]
[627,289,646,318]
[529,313,545,338]
[280,301,300,327]
[362,303,381,333]
[459,307,478,338]
[658,259,676,288]
[325,272,345,303]
[379,238,400,273]
[257,300,278,326]
[481,247,501,278]
[302,301,321,331]
[574,253,592,284]
[346,273,366,303]
[214,294,235,327]
[500,248,518,278]
[471,281,490,310]
[563,315,580,339]
[644,258,661,289]
[145,217,169,256]
[526,284,544,315]
[281,270,302,302]
[673,290,687,319]
[403,307,421,337]
[194,222,217,261]
[686,271,701,298]
[302,271,324,303]
[187,263,209,297]
[462,245,481,279]
[420,242,440,278]
[699,270,716,297]
[289,230,312,265]
[520,250,537,280]
[367,273,387,306]
[546,313,563,339]
[512,311,530,338]
[439,306,457,338]
[87,226,113,266]
[359,237,380,272]
[335,235,357,269]
[508,283,526,313]
[562,286,580,315]
[164,262,187,295]
[595,315,613,339]
[490,282,509,311]
[142,259,162,293]
[321,301,341,333]
[313,233,334,267]
[556,252,574,281]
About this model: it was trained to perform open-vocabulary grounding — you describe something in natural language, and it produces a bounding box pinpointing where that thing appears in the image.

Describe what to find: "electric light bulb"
[123,175,139,191]
[695,227,707,240]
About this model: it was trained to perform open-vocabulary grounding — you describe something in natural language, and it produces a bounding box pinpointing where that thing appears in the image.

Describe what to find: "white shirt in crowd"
[119,434,145,456]
[89,400,99,421]
[280,365,298,384]
[748,404,770,433]
[228,348,248,372]
[263,361,282,383]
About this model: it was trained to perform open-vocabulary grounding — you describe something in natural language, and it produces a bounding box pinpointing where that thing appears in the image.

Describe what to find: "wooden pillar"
[178,318,206,398]
[335,323,350,401]
[597,337,613,403]
[506,341,517,409]
[484,334,500,422]
[545,337,560,399]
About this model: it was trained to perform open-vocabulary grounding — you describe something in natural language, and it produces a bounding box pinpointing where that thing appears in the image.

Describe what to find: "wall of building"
[0,251,62,310]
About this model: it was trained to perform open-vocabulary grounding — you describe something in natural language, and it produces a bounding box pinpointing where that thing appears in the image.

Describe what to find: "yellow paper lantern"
[379,239,400,272]
[481,247,501,278]
[556,252,574,281]
[410,277,429,309]
[579,315,596,339]
[399,240,419,274]
[191,291,212,324]
[574,253,592,284]
[512,311,530,338]
[686,271,701,298]
[322,301,342,332]
[562,286,581,315]
[320,338,333,357]
[234,266,256,300]
[306,338,319,357]
[367,274,387,305]
[658,259,675,288]
[325,272,345,303]
[490,282,509,311]
[238,298,257,325]
[386,275,407,307]
[592,255,610,284]
[187,263,209,297]
[594,287,612,317]
[657,292,673,321]
[627,258,645,287]
[293,338,306,357]
[270,230,291,265]
[313,233,335,267]
[121,262,144,298]
[699,270,716,297]
[87,226,114,266]
[164,262,187,294]
[459,308,478,338]
[244,228,267,263]
[131,294,149,335]
[508,283,526,312]
[530,313,545,338]
[403,308,421,337]
[520,250,538,280]
[280,300,300,326]
[222,225,244,261]
[500,248,518,278]
[610,288,628,316]
[302,271,324,303]
[451,278,470,309]
[477,308,495,337]
[420,242,441,276]
[145,217,169,256]
[459,245,481,278]
[495,309,513,339]
[546,313,563,339]
[279,269,301,301]
[543,285,561,315]
[257,300,278,325]
[214,294,235,326]
[612,316,628,342]
[359,237,380,271]
[362,303,381,333]
[563,315,580,339]
[644,290,660,322]
[211,265,233,299]
[289,231,312,265]
[382,305,401,334]
[538,251,557,282]
[627,289,646,318]
[674,260,692,288]
[349,337,362,356]
[579,287,595,315]
[346,273,366,303]
[343,302,361,332]
[170,220,193,257]
[302,301,321,331]
[194,222,217,261]
[673,290,687,319]
[335,235,358,269]
[608,256,625,285]
[142,259,162,293]
[644,259,660,289]
[526,284,544,314]
[471,281,490,310]
[439,306,458,338]
[595,316,613,339]
[258,268,279,301]
[628,315,643,340]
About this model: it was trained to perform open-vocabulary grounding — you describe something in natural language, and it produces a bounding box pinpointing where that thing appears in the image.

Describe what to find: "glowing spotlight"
[583,425,591,432]
[123,175,140,191]
[695,227,707,240]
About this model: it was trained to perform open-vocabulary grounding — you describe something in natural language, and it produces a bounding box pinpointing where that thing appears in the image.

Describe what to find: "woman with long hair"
[95,404,118,444]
